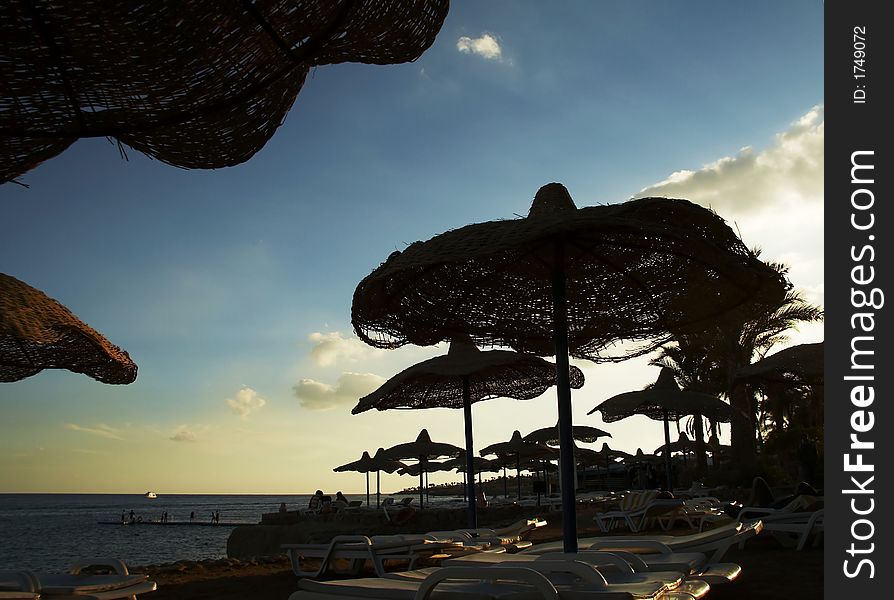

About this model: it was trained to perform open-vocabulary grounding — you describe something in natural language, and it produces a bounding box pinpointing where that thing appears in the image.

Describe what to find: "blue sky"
[0,2,824,493]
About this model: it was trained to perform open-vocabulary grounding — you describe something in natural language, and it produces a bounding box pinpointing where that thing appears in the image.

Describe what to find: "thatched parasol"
[1,273,137,383]
[589,367,732,489]
[480,431,555,499]
[654,432,697,456]
[353,335,583,527]
[1,0,450,183]
[382,429,461,508]
[352,182,786,552]
[334,449,405,507]
[523,422,611,445]
[735,342,824,386]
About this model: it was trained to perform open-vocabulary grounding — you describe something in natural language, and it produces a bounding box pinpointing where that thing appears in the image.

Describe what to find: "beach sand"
[140,511,822,600]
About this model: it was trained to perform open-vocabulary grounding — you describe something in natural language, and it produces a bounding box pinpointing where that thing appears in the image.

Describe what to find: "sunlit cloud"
[293,372,386,411]
[637,105,823,216]
[64,423,123,440]
[308,331,384,367]
[457,33,503,61]
[226,387,266,418]
[170,425,199,443]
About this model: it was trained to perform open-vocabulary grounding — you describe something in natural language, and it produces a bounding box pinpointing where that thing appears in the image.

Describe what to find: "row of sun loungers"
[282,518,767,600]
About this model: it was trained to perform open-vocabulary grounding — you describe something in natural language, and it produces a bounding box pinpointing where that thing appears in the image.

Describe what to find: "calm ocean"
[0,493,326,572]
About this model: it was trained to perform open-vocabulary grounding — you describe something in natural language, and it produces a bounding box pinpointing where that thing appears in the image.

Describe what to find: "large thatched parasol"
[382,429,461,508]
[589,367,732,489]
[352,182,786,552]
[735,342,824,386]
[1,1,450,183]
[353,335,583,527]
[1,273,137,383]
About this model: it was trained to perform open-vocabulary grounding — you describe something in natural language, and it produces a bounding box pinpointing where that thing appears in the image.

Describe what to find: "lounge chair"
[0,559,156,599]
[524,519,763,564]
[760,508,824,550]
[282,535,476,579]
[437,518,548,551]
[288,563,704,600]
[0,571,39,600]
[594,495,685,533]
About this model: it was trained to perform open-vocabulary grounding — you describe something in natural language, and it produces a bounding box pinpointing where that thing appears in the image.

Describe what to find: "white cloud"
[226,387,267,418]
[64,423,123,440]
[293,372,386,411]
[308,331,384,367]
[457,34,503,61]
[636,105,823,217]
[170,425,198,443]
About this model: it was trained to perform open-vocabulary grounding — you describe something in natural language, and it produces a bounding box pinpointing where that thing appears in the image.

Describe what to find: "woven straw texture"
[590,367,732,423]
[1,0,449,182]
[352,335,584,414]
[523,421,611,445]
[735,342,824,385]
[1,273,137,383]
[352,183,787,362]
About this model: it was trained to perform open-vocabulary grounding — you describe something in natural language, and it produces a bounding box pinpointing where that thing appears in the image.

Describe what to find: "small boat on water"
[144,491,158,499]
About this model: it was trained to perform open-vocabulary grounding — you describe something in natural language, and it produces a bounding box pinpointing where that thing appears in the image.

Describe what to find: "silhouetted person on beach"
[190,511,195,521]
[128,509,135,523]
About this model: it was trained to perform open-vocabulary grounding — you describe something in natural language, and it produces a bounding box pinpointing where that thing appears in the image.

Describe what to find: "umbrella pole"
[503,465,508,498]
[366,472,370,507]
[663,409,673,491]
[516,452,521,499]
[419,458,425,509]
[551,259,578,554]
[463,377,478,528]
[376,470,381,508]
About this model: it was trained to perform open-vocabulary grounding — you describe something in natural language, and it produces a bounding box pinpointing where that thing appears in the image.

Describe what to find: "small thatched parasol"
[1,273,137,384]
[352,182,786,552]
[735,342,824,386]
[589,367,731,489]
[1,1,450,182]
[382,429,461,508]
[654,432,697,456]
[353,335,583,527]
[480,431,556,499]
[334,449,405,507]
[523,422,611,445]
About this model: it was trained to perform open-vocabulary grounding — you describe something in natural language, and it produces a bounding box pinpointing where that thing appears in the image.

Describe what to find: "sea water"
[0,492,462,572]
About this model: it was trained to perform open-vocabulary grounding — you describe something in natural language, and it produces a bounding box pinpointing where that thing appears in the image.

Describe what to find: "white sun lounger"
[441,548,739,587]
[0,559,156,600]
[760,509,824,550]
[283,535,476,578]
[523,520,762,564]
[289,563,703,600]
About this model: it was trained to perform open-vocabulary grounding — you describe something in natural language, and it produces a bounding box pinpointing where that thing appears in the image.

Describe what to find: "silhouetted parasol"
[382,429,461,508]
[1,1,450,183]
[480,431,555,499]
[735,342,824,386]
[1,273,137,384]
[589,367,732,490]
[654,432,697,456]
[523,422,611,445]
[334,449,405,507]
[353,335,583,527]
[352,182,786,552]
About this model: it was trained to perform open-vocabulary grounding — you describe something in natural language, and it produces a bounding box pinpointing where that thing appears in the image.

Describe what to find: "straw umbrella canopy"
[654,432,697,456]
[382,429,462,508]
[352,182,786,552]
[1,273,137,384]
[480,431,555,499]
[353,335,584,527]
[333,449,405,508]
[523,422,611,445]
[589,367,732,489]
[1,1,450,183]
[735,342,824,386]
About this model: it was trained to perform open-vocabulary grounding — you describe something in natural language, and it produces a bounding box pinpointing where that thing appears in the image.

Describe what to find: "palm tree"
[657,261,823,477]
